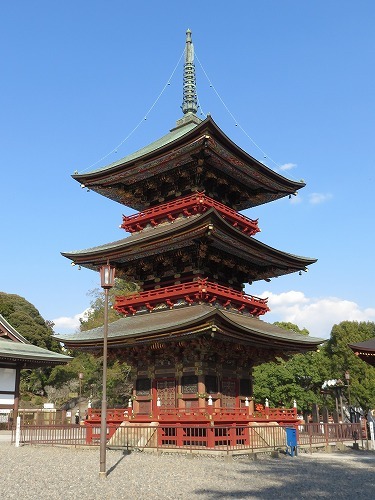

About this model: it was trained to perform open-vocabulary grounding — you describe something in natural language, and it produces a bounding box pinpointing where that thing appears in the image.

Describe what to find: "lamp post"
[99,262,115,479]
[78,372,84,420]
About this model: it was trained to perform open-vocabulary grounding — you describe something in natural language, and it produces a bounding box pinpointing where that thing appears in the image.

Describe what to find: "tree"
[80,279,138,331]
[46,279,136,408]
[0,292,63,403]
[253,322,329,414]
[0,292,60,351]
[325,321,375,411]
[273,321,309,336]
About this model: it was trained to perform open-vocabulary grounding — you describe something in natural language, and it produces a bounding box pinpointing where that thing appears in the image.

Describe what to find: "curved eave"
[348,338,375,366]
[61,209,317,276]
[0,355,70,369]
[0,314,30,343]
[0,342,71,367]
[72,117,305,208]
[55,304,322,352]
[348,338,375,352]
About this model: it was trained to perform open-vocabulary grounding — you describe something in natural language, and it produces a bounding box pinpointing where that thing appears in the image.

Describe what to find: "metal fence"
[11,422,365,454]
[298,423,365,449]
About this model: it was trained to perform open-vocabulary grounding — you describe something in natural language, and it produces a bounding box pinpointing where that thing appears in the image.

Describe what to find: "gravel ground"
[0,442,374,499]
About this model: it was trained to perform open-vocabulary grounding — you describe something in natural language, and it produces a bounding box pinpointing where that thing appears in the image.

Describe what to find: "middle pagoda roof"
[73,115,305,212]
[62,208,316,285]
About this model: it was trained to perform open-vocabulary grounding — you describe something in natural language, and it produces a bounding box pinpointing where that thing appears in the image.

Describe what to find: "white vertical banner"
[15,416,21,447]
[369,421,375,451]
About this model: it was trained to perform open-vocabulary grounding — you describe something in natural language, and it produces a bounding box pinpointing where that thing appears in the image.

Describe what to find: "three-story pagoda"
[59,30,321,429]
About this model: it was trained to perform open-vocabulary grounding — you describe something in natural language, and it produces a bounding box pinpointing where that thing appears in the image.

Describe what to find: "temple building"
[58,30,321,432]
[0,314,70,418]
[349,338,375,367]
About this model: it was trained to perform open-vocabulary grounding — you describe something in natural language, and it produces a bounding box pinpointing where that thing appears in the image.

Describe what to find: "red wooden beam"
[114,278,269,317]
[120,193,260,235]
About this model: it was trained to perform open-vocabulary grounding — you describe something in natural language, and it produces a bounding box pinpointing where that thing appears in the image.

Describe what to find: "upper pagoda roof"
[0,314,71,368]
[61,208,316,282]
[73,115,305,211]
[55,303,322,353]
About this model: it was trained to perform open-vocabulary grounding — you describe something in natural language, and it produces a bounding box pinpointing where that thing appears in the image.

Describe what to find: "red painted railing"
[114,278,269,317]
[86,405,296,424]
[120,192,260,235]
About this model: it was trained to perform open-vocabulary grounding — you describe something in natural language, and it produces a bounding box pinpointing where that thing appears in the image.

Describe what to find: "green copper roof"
[56,303,322,350]
[0,337,71,365]
[0,314,71,366]
[85,117,201,175]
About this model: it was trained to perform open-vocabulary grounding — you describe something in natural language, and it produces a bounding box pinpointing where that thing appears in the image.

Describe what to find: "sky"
[1,1,374,340]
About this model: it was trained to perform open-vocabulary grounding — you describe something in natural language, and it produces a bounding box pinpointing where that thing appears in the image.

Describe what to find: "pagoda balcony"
[85,405,297,426]
[120,192,260,236]
[114,278,269,317]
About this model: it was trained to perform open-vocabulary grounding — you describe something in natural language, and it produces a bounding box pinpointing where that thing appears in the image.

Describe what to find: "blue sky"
[1,1,374,339]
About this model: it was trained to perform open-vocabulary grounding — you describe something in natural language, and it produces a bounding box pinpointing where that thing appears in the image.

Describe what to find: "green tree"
[47,279,136,408]
[0,292,60,351]
[80,279,138,331]
[325,321,375,411]
[273,321,309,336]
[0,292,63,402]
[253,322,329,414]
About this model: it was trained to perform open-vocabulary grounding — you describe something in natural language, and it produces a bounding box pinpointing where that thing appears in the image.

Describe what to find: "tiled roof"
[61,209,316,273]
[348,337,375,352]
[81,119,201,175]
[0,314,71,367]
[56,303,322,351]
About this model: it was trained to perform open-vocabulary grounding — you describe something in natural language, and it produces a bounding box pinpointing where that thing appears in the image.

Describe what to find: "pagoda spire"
[182,29,198,115]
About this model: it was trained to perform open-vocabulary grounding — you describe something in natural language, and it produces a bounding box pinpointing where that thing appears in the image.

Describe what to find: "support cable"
[79,49,185,173]
[195,53,282,171]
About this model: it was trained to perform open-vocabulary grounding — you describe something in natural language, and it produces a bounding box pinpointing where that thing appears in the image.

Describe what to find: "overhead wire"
[79,45,299,181]
[79,48,185,173]
[195,53,284,172]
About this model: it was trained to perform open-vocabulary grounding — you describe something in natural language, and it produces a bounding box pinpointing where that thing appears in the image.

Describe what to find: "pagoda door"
[221,378,237,409]
[156,378,176,408]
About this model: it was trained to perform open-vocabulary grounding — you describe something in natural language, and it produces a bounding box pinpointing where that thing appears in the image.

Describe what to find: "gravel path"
[0,442,374,499]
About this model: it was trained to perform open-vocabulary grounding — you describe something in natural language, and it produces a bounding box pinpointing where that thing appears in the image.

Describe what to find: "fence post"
[15,416,21,447]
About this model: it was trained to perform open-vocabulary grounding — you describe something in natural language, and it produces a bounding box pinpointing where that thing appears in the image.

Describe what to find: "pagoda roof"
[348,337,375,367]
[61,208,316,281]
[55,303,322,353]
[73,116,305,211]
[0,314,71,368]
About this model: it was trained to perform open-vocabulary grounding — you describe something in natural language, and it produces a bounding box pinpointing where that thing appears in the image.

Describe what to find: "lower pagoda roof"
[56,303,322,353]
[348,338,375,367]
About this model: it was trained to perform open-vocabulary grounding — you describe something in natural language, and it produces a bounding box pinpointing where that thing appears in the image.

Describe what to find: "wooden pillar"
[13,365,21,425]
[197,375,206,409]
[176,376,184,410]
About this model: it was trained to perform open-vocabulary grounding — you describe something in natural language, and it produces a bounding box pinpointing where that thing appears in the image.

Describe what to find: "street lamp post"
[99,262,115,479]
[78,372,84,420]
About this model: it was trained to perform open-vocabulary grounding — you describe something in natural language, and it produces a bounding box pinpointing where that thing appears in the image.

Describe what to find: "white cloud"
[261,290,375,339]
[52,308,92,334]
[308,192,333,205]
[279,162,297,171]
[290,194,302,204]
